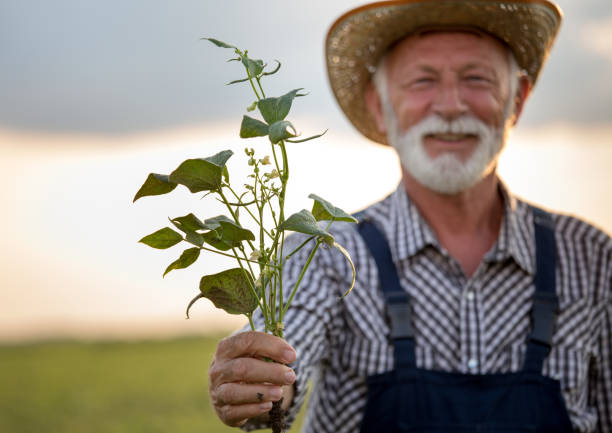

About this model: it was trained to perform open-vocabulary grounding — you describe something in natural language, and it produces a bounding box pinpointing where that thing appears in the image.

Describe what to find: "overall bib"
[357,208,574,433]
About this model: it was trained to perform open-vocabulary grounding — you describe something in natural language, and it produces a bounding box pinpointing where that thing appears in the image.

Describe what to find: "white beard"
[387,114,508,195]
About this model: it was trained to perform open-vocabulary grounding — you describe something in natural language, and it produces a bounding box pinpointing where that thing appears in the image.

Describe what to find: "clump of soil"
[270,397,286,433]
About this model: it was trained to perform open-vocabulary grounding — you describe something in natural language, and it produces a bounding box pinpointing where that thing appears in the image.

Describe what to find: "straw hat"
[325,0,562,145]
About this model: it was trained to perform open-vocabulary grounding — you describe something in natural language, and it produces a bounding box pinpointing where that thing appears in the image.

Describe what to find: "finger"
[216,331,296,364]
[212,383,283,406]
[213,357,296,386]
[217,401,274,427]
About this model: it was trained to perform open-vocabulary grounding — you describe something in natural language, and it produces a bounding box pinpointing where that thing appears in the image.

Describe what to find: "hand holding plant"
[134,38,356,432]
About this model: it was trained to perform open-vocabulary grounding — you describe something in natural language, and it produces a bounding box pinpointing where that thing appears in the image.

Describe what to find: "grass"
[0,336,306,433]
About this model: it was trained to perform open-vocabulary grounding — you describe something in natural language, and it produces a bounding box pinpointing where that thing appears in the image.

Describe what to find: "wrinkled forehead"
[384,28,513,67]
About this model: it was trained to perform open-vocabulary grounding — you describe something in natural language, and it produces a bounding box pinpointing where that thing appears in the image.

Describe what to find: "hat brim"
[326,0,562,145]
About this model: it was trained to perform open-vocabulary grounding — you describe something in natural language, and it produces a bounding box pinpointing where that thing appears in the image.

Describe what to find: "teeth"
[429,133,472,141]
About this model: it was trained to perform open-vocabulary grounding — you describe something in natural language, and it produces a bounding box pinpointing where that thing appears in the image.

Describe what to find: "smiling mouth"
[425,133,478,142]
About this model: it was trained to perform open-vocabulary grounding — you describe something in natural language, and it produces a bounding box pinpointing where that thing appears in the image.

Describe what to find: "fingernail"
[283,349,296,363]
[260,401,273,411]
[270,387,282,400]
[285,369,295,384]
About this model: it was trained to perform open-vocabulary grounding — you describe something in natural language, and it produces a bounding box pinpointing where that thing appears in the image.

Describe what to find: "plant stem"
[271,267,278,326]
[232,247,265,313]
[245,69,261,101]
[247,313,255,331]
[271,142,282,175]
[218,189,256,251]
[269,275,276,330]
[279,142,289,184]
[282,240,321,317]
[256,77,266,98]
[283,235,316,262]
[196,244,278,268]
[253,170,271,330]
[265,191,279,228]
[278,231,285,324]
[273,141,291,325]
[237,245,256,281]
[226,184,274,239]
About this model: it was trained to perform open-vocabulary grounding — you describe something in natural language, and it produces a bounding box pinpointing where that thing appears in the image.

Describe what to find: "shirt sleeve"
[240,233,343,431]
[592,297,612,433]
[590,247,612,433]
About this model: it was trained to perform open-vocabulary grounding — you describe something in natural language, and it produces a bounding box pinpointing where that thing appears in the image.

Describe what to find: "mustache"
[409,114,493,137]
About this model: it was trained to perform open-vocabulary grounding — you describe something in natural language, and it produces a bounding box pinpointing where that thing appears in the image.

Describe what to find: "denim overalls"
[357,207,574,433]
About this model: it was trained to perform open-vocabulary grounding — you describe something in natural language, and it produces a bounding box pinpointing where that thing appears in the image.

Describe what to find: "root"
[270,397,286,433]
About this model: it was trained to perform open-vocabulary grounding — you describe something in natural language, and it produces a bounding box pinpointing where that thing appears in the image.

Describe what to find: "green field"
[0,336,306,433]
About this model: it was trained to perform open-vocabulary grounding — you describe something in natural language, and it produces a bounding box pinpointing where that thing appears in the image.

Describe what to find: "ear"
[364,80,388,135]
[510,75,532,126]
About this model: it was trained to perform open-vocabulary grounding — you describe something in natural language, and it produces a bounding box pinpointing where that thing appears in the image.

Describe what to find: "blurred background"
[1,0,611,431]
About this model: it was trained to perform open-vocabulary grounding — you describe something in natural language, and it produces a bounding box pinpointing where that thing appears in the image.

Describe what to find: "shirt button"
[466,291,475,301]
[468,359,479,370]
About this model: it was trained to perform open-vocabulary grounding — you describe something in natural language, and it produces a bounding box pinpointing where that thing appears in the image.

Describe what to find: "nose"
[432,78,468,120]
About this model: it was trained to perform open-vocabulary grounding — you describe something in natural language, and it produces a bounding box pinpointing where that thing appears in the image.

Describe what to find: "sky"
[2,0,612,134]
[1,0,611,341]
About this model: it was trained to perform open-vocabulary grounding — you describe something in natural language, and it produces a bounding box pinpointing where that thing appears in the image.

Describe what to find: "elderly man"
[208,1,612,432]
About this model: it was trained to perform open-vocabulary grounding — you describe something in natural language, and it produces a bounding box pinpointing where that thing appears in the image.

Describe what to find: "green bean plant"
[133,39,356,426]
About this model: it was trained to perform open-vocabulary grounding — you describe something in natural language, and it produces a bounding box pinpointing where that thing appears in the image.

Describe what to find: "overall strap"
[358,219,416,368]
[523,206,559,373]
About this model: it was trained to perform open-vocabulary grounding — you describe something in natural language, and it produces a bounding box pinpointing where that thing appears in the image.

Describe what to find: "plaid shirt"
[244,182,612,433]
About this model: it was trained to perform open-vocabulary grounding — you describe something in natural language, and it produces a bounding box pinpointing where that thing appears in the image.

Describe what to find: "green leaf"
[170,213,209,233]
[203,214,232,229]
[203,38,236,49]
[185,231,204,247]
[139,227,183,249]
[261,60,281,76]
[169,214,210,247]
[246,101,258,112]
[198,268,258,315]
[202,230,233,251]
[240,115,269,138]
[278,209,334,244]
[206,149,234,167]
[169,150,233,193]
[205,215,255,244]
[268,120,296,144]
[133,173,177,202]
[309,194,358,223]
[241,56,264,77]
[163,247,200,277]
[257,88,302,124]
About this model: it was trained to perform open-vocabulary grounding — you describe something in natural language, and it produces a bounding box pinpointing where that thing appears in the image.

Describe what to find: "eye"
[465,75,491,85]
[408,76,435,88]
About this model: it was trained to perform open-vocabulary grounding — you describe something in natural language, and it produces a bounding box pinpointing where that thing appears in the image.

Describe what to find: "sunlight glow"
[2,121,611,340]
